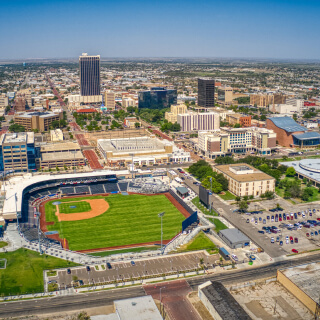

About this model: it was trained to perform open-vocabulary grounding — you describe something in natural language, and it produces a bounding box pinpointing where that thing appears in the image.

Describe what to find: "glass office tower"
[198,78,215,108]
[79,53,101,96]
[138,87,177,109]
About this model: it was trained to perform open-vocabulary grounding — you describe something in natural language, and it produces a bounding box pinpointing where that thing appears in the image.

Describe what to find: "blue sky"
[0,0,319,60]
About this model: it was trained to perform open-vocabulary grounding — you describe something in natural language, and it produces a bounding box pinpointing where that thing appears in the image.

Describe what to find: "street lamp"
[158,212,165,254]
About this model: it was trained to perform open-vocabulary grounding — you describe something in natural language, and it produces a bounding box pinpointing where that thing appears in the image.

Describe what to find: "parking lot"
[244,207,320,254]
[47,252,219,290]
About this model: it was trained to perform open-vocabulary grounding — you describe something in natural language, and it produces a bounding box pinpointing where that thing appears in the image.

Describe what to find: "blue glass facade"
[79,54,100,96]
[138,87,177,109]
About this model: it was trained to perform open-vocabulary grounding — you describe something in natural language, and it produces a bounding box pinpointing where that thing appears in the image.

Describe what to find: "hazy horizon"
[1,0,320,60]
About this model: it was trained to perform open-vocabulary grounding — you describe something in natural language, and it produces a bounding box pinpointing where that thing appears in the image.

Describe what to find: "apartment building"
[197,127,277,158]
[226,113,251,127]
[0,94,8,108]
[14,111,63,132]
[213,163,275,197]
[177,112,220,132]
[0,132,38,172]
[217,86,233,105]
[165,103,188,123]
[105,90,116,110]
[250,93,286,108]
[122,97,136,109]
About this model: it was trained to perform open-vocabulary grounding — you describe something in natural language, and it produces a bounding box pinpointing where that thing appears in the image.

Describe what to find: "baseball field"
[44,194,185,251]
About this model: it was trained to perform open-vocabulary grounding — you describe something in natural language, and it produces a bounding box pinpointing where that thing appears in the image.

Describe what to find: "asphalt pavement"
[2,252,320,318]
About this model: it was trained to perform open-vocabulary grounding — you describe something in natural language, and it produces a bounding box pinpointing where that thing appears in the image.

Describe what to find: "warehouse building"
[277,262,320,314]
[218,228,250,249]
[198,281,251,320]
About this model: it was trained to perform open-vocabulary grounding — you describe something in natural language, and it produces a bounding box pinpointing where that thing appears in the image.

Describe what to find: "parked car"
[86,266,90,271]
[292,249,299,253]
[107,262,112,269]
[276,236,280,242]
[306,233,310,237]
[271,237,275,243]
[258,230,265,234]
[311,232,314,236]
[67,268,71,274]
[315,231,319,236]
[231,254,238,261]
[131,260,136,266]
[279,241,283,246]
[249,255,256,260]
[294,237,298,243]
[246,219,250,223]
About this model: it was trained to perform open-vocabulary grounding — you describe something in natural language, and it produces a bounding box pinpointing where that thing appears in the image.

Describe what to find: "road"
[1,253,320,318]
[175,170,289,258]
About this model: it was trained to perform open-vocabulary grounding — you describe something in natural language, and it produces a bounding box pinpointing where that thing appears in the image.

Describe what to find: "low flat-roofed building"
[40,141,84,169]
[218,228,250,249]
[98,136,174,166]
[213,163,275,197]
[98,295,162,320]
[14,110,63,132]
[277,262,320,314]
[124,117,140,128]
[198,281,251,320]
[50,129,64,142]
[226,113,251,127]
[40,150,84,169]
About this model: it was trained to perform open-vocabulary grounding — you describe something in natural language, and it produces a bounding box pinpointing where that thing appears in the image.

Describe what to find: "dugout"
[219,247,230,260]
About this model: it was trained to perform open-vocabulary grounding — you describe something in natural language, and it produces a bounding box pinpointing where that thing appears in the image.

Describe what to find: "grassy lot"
[0,241,8,248]
[59,201,91,214]
[0,260,6,268]
[218,191,236,201]
[176,232,218,254]
[208,218,228,233]
[191,197,217,216]
[88,246,160,257]
[45,194,185,251]
[0,249,78,296]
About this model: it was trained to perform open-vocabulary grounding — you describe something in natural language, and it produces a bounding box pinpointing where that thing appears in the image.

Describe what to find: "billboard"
[199,185,209,208]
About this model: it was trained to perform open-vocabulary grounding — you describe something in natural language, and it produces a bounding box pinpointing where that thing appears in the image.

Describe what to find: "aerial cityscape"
[1,1,320,320]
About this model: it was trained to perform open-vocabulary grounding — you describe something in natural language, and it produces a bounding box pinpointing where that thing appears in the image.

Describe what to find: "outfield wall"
[169,189,194,215]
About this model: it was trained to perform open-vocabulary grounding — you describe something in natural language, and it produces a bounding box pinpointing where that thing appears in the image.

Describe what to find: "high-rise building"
[105,91,116,110]
[165,103,188,123]
[138,87,177,109]
[79,53,101,102]
[0,132,39,172]
[198,78,215,108]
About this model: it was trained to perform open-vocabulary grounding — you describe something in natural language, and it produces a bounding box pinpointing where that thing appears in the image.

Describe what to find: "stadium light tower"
[129,153,134,180]
[158,211,165,254]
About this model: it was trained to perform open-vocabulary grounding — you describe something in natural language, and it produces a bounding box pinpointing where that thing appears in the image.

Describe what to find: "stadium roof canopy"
[268,117,306,133]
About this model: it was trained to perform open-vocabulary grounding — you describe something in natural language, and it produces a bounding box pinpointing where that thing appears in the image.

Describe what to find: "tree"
[202,176,223,194]
[9,123,25,132]
[238,200,248,211]
[286,167,296,177]
[302,187,314,201]
[134,122,140,128]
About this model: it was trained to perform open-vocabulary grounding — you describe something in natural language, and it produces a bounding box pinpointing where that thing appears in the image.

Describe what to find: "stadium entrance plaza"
[46,251,219,289]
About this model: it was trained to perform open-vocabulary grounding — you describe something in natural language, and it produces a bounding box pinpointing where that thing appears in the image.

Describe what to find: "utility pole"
[158,212,165,254]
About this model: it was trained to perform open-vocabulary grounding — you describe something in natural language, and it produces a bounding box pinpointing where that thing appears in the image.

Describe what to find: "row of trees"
[160,121,180,132]
[188,160,228,194]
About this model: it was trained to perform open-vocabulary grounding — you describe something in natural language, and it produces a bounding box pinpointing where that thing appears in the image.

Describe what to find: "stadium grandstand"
[0,170,169,246]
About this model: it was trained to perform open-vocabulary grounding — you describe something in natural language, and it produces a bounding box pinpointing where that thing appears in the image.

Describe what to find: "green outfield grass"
[59,201,91,214]
[45,194,185,251]
[0,248,78,296]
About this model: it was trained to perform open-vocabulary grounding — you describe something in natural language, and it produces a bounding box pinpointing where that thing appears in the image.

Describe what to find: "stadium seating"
[90,184,105,194]
[118,182,128,192]
[60,187,75,194]
[104,182,119,193]
[75,186,90,194]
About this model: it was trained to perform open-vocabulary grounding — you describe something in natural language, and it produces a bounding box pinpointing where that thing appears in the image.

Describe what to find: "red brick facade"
[240,116,251,127]
[207,141,220,152]
[267,137,277,148]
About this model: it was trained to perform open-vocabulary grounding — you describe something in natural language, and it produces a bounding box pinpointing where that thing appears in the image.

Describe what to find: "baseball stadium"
[0,171,196,253]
